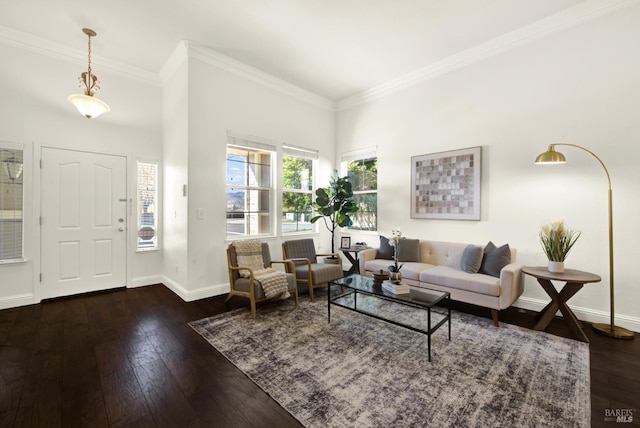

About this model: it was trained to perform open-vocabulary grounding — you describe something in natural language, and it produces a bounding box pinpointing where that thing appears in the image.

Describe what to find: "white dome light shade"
[3,159,23,181]
[68,94,110,119]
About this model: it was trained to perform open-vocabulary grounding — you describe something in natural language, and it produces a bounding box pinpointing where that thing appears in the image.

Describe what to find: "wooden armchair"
[226,242,298,318]
[281,238,344,302]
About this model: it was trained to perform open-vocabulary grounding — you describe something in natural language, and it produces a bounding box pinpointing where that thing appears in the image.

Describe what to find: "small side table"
[522,266,601,342]
[340,247,367,275]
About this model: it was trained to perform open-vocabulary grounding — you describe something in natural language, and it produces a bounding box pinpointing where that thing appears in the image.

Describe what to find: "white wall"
[336,5,640,330]
[161,44,190,297]
[160,42,336,301]
[0,42,163,309]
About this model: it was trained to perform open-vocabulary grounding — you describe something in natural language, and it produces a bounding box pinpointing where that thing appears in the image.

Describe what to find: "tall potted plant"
[311,171,358,256]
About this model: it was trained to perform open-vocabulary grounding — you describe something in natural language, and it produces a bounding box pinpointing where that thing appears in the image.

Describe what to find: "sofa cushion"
[460,244,483,273]
[480,242,511,278]
[363,260,434,280]
[377,236,394,260]
[397,238,420,262]
[420,266,501,297]
[396,262,434,281]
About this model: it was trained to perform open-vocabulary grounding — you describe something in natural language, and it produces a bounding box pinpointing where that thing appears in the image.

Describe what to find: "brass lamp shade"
[535,145,566,164]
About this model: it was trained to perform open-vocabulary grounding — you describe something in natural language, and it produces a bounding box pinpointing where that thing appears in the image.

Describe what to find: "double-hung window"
[0,144,24,262]
[282,145,317,234]
[226,134,275,237]
[136,161,158,250]
[341,148,378,231]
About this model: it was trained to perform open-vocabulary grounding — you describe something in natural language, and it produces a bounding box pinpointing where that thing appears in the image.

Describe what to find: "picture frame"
[340,236,351,249]
[411,146,482,220]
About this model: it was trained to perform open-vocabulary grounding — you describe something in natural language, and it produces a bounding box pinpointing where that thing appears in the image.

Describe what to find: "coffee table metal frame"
[328,274,451,362]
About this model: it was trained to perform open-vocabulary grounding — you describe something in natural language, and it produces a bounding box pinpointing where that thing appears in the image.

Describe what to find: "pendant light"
[68,28,110,119]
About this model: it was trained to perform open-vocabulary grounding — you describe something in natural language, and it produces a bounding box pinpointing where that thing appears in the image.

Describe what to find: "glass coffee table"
[328,274,451,362]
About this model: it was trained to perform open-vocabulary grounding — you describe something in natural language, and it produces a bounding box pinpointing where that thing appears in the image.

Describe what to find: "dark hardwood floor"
[0,284,638,427]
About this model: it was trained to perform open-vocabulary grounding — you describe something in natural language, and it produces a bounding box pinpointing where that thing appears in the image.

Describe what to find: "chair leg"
[293,287,299,307]
[308,284,315,302]
[250,298,257,319]
[225,293,233,303]
[491,309,500,327]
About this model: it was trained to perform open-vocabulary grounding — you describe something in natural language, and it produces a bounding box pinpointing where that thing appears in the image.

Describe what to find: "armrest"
[285,257,312,271]
[270,259,296,273]
[498,262,525,309]
[228,265,256,297]
[358,248,378,274]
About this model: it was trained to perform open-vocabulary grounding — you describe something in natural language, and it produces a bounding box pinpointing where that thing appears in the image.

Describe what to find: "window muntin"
[343,156,378,231]
[282,153,315,233]
[0,146,24,261]
[226,145,273,237]
[136,161,158,250]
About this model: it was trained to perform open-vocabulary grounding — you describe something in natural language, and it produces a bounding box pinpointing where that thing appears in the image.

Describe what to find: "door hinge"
[40,159,42,168]
[39,216,43,225]
[39,273,42,282]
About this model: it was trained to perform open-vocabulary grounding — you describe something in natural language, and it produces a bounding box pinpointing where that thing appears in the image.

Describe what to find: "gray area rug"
[190,293,590,427]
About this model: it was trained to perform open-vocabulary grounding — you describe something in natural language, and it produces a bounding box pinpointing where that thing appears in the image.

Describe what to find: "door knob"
[118,227,124,232]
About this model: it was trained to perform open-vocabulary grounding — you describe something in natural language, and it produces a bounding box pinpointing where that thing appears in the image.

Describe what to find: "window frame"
[281,145,318,235]
[0,142,25,263]
[341,148,378,232]
[136,160,159,251]
[226,133,276,239]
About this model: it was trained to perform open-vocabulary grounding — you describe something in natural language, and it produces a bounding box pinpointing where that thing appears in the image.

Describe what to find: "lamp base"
[592,323,635,339]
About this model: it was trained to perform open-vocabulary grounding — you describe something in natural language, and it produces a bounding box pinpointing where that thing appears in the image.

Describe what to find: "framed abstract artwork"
[411,146,482,220]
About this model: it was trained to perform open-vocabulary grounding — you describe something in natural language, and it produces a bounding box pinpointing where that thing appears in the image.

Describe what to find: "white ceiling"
[0,0,594,101]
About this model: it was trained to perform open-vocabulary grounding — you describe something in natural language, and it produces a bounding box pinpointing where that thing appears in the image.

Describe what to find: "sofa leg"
[491,309,500,327]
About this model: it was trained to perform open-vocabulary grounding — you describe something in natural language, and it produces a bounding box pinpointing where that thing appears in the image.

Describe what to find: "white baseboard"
[0,293,37,310]
[514,296,640,333]
[161,275,229,302]
[129,275,163,288]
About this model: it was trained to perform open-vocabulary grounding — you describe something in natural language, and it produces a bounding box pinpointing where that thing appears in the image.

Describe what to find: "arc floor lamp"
[535,143,634,339]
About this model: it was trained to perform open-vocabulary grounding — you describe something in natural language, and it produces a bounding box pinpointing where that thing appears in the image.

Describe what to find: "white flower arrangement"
[388,229,403,272]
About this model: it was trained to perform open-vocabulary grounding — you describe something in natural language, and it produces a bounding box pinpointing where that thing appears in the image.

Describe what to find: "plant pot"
[548,261,564,273]
[389,271,402,283]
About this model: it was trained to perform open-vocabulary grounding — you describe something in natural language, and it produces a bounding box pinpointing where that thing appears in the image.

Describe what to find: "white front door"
[41,148,127,299]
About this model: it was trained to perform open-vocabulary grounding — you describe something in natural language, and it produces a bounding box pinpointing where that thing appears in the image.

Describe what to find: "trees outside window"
[343,157,377,231]
[282,153,315,233]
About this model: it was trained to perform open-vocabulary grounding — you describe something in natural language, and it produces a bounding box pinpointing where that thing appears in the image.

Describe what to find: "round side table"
[522,266,601,342]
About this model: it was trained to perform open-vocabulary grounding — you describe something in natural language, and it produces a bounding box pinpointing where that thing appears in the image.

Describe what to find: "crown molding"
[158,41,189,86]
[336,0,638,111]
[0,25,160,86]
[185,41,335,111]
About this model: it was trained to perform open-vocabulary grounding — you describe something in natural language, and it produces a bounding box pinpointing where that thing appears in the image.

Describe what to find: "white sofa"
[358,240,525,326]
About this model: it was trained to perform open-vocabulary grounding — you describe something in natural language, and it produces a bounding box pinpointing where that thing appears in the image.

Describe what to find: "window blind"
[282,144,319,160]
[0,145,24,261]
[227,131,276,152]
[341,146,378,163]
